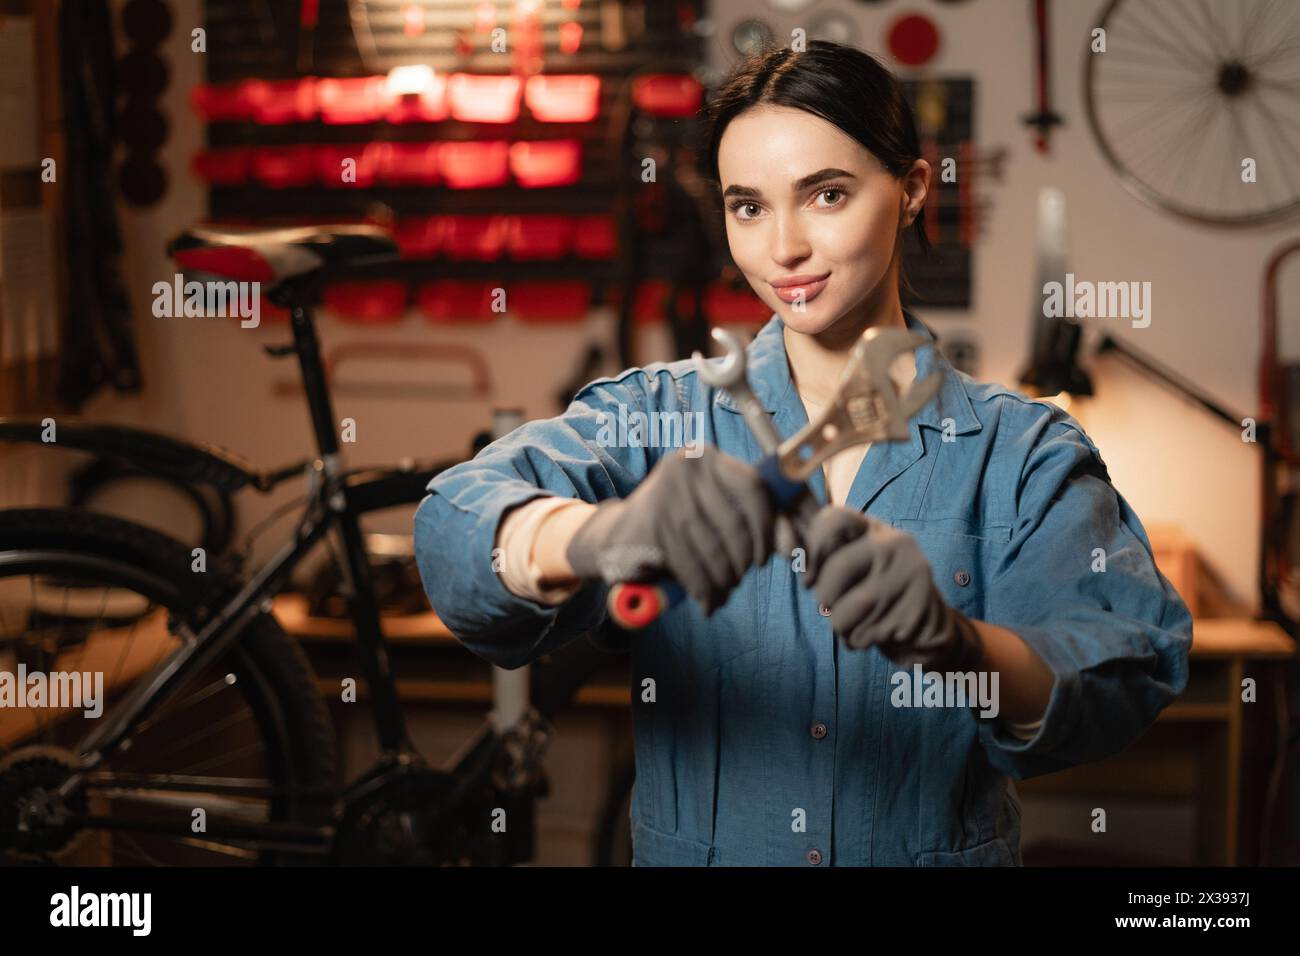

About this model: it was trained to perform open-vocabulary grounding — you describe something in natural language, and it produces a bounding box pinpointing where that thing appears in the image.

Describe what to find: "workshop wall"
[78,0,1300,608]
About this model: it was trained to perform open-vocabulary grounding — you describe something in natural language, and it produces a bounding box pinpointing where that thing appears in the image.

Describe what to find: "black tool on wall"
[117,0,172,207]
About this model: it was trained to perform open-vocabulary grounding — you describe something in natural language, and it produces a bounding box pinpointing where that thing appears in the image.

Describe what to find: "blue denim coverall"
[413,310,1193,866]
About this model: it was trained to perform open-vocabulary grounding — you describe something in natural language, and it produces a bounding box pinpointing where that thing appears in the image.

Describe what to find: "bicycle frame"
[3,267,610,861]
[54,276,450,845]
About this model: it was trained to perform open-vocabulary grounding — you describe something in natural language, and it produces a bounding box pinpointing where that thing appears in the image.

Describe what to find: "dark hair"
[704,41,930,293]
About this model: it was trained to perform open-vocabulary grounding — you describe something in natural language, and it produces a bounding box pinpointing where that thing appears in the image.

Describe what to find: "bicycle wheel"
[1085,0,1300,226]
[0,508,337,865]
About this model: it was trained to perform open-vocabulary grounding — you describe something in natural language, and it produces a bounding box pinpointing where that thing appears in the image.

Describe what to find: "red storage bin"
[316,76,390,124]
[386,72,449,123]
[251,145,320,188]
[381,142,441,186]
[190,83,257,122]
[509,140,581,188]
[323,280,409,323]
[393,216,443,259]
[571,214,617,259]
[245,78,318,124]
[705,282,771,323]
[558,21,583,55]
[505,215,574,260]
[439,141,510,189]
[524,74,600,122]
[440,215,507,261]
[315,143,385,189]
[192,148,251,186]
[417,281,500,324]
[260,295,290,324]
[447,73,522,123]
[631,74,703,118]
[508,281,590,323]
[608,281,692,325]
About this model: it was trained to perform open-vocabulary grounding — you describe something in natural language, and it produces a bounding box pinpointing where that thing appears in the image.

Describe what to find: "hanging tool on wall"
[599,0,627,51]
[1022,0,1063,154]
[511,0,544,76]
[298,0,319,72]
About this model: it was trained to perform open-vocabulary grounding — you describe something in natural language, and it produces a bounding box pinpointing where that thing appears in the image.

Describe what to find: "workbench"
[276,596,1295,866]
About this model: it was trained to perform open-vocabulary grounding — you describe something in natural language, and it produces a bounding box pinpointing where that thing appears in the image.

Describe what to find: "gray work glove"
[802,507,985,672]
[566,445,776,615]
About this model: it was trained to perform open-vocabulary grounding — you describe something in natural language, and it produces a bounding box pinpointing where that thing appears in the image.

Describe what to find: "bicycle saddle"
[168,224,397,284]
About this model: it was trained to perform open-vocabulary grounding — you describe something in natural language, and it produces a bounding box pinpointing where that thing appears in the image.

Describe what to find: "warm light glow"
[386,65,436,97]
[402,3,425,37]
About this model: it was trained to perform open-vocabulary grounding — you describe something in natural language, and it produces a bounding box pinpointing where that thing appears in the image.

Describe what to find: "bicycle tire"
[0,507,338,865]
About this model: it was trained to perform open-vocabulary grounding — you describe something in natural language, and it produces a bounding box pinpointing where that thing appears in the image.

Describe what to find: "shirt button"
[807,848,822,866]
[954,570,971,587]
[818,603,832,617]
[811,722,828,740]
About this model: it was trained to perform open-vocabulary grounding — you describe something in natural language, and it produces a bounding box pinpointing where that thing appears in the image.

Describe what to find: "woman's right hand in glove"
[564,445,776,615]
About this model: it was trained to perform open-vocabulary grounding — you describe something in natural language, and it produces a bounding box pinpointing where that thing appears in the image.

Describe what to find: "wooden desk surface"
[275,595,1294,662]
[1190,618,1294,659]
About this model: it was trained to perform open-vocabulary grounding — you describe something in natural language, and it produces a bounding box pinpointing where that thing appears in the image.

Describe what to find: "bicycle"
[0,223,625,865]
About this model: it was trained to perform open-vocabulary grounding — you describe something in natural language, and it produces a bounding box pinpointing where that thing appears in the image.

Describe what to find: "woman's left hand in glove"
[801,506,985,672]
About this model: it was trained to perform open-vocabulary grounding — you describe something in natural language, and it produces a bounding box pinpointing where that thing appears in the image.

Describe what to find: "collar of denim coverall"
[712,308,983,511]
[712,307,981,438]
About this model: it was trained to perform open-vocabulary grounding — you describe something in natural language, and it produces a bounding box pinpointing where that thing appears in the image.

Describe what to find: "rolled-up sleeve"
[413,372,665,669]
[976,408,1193,779]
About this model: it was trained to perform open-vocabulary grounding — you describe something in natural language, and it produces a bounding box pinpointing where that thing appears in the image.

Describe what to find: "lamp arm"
[1095,334,1253,434]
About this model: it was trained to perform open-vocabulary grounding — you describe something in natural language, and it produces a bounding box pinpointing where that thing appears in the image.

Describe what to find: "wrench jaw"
[691,327,748,390]
[775,327,942,483]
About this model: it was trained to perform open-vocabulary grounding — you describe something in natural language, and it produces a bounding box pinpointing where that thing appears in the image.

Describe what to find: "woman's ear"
[899,158,931,227]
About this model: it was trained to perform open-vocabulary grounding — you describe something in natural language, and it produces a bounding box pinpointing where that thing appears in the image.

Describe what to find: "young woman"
[414,41,1191,866]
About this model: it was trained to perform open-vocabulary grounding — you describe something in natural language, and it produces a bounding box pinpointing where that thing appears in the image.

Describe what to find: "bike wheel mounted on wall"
[1085,0,1300,226]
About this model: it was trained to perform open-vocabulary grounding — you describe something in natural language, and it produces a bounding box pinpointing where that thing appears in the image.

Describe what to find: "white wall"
[707,0,1300,608]
[76,0,1300,608]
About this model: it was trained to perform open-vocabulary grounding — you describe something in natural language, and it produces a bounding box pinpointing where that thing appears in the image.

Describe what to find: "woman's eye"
[729,201,761,220]
[816,187,847,208]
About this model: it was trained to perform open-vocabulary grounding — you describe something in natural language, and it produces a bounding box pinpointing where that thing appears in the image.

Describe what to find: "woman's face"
[717,104,926,337]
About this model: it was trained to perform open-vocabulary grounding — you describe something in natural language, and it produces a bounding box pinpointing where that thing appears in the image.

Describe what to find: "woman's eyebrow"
[793,168,858,191]
[722,168,857,199]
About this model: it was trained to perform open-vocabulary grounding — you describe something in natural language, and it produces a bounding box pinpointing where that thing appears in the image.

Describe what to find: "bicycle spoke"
[131,673,240,737]
[1244,89,1300,205]
[1104,80,1211,146]
[1188,0,1232,62]
[175,740,266,777]
[1235,0,1281,61]
[1100,42,1211,76]
[141,709,254,766]
[108,610,146,695]
[114,833,170,867]
[1244,8,1300,70]
[1110,85,1215,181]
[76,585,114,677]
[1126,2,1216,71]
[1161,0,1228,66]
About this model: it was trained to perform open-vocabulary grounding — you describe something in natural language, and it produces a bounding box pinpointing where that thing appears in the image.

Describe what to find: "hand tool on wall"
[298,0,319,72]
[607,326,941,629]
[1022,0,1062,154]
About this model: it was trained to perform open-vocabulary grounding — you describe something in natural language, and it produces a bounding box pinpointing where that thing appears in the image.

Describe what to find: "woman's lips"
[770,275,829,305]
